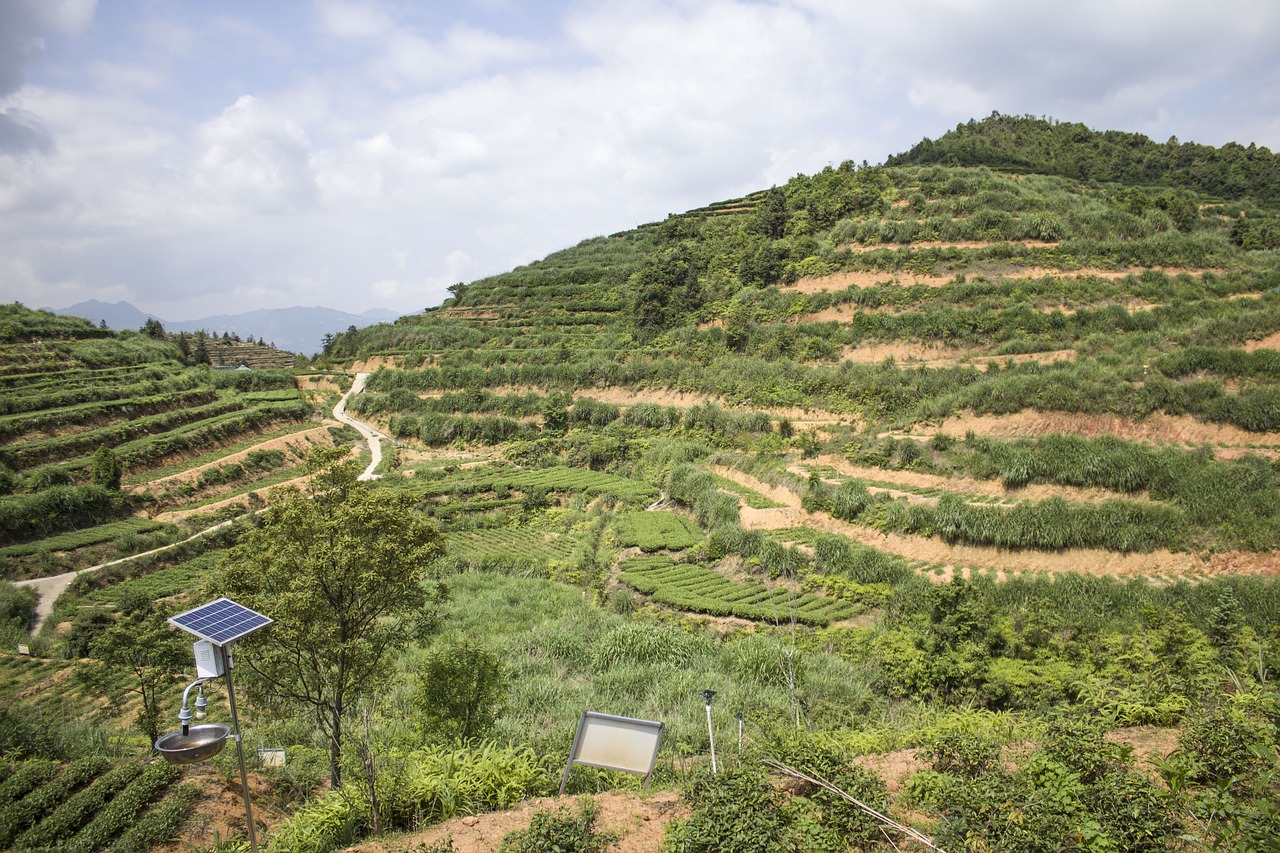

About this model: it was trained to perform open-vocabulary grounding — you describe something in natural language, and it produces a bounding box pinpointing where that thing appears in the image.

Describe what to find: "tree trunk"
[329,703,343,788]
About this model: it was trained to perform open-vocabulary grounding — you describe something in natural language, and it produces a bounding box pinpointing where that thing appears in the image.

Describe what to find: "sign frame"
[559,711,665,795]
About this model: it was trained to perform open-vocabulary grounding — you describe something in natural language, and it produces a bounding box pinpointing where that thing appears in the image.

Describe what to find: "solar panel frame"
[169,597,273,646]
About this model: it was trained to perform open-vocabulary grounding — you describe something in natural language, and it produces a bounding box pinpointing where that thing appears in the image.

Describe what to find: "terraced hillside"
[331,128,1280,586]
[3,118,1279,853]
[0,305,327,584]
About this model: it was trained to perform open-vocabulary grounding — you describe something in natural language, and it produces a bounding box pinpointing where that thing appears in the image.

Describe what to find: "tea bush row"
[0,360,175,393]
[12,760,144,849]
[108,781,198,853]
[613,511,703,551]
[0,755,112,847]
[816,479,1182,552]
[0,369,203,417]
[62,762,182,853]
[0,517,171,560]
[0,398,247,469]
[0,759,59,808]
[941,433,1280,550]
[107,399,311,471]
[0,387,217,443]
[0,484,130,547]
[618,557,856,626]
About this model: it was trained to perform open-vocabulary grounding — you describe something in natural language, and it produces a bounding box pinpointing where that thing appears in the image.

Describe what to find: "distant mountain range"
[49,299,403,355]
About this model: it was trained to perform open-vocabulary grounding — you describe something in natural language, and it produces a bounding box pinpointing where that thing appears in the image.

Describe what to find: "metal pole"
[737,711,744,753]
[221,644,260,853]
[705,703,716,773]
[699,690,717,774]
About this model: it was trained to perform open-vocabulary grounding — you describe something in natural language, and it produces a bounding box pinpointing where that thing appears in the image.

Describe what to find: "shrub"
[499,798,617,853]
[664,767,799,853]
[0,581,37,633]
[415,640,505,743]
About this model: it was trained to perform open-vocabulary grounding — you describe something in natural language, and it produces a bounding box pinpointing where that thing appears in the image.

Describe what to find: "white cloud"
[197,95,319,214]
[1,0,1279,321]
[316,0,394,40]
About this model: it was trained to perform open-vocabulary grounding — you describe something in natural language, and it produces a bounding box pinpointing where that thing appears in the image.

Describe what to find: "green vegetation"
[889,112,1280,205]
[218,450,449,786]
[500,798,616,853]
[614,511,703,551]
[0,757,190,853]
[6,115,1280,853]
[619,556,857,626]
[0,305,318,578]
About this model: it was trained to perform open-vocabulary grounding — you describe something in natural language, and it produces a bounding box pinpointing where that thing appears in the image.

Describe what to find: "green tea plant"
[614,511,703,551]
[499,797,618,853]
[108,782,199,853]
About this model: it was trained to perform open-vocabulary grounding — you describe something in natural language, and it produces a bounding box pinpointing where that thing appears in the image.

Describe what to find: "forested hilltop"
[889,112,1280,208]
[3,119,1280,853]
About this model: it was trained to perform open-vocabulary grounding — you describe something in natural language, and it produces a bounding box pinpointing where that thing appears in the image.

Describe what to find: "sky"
[2,0,1280,322]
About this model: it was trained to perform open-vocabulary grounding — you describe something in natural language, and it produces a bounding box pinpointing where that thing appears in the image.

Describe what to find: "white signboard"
[559,711,665,794]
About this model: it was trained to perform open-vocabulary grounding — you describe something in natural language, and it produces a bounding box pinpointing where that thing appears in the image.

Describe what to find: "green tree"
[191,332,210,365]
[753,185,789,239]
[81,609,190,749]
[416,640,505,742]
[217,448,447,785]
[90,445,123,491]
[140,318,166,339]
[629,247,701,333]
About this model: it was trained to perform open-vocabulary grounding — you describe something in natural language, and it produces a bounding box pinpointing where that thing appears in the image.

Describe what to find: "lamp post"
[156,598,272,853]
[699,690,717,773]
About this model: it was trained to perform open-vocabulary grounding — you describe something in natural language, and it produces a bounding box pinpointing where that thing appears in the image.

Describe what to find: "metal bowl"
[155,724,231,765]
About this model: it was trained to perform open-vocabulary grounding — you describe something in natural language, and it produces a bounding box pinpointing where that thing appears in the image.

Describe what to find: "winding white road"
[333,372,385,481]
[14,371,386,632]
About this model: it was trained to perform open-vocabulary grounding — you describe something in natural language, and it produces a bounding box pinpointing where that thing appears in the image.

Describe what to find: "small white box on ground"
[257,748,286,767]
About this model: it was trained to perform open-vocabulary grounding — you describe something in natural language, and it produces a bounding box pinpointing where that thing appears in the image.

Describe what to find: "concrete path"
[332,372,385,481]
[14,519,236,632]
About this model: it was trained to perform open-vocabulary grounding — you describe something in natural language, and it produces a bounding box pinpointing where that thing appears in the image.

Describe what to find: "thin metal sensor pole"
[705,703,717,774]
[221,645,260,853]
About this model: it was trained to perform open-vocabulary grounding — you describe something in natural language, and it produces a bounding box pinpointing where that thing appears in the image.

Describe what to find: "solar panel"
[169,598,273,646]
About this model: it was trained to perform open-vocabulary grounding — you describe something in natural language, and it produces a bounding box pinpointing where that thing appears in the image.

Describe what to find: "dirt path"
[488,385,854,427]
[787,265,1216,294]
[710,466,1279,579]
[833,340,1077,367]
[801,454,1151,506]
[907,410,1280,448]
[344,791,681,853]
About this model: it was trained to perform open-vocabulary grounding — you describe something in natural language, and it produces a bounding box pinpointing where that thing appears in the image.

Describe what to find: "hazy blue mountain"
[51,301,402,355]
[53,299,157,331]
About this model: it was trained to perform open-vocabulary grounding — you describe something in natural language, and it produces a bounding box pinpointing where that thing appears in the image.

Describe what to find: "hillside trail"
[14,374,386,632]
[799,454,1151,506]
[334,372,385,481]
[709,465,1280,579]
